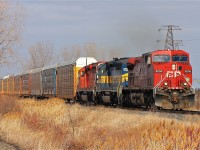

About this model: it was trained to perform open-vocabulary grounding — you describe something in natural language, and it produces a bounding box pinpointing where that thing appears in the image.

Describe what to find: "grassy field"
[0,96,200,150]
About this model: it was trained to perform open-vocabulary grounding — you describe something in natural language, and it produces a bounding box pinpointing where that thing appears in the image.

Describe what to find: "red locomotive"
[77,49,194,110]
[151,49,194,109]
[77,62,104,104]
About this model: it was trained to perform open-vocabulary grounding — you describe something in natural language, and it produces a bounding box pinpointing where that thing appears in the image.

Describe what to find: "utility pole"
[158,25,183,50]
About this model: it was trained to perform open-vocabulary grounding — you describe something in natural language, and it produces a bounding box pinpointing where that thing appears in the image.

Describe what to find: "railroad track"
[157,109,200,115]
[86,103,200,116]
[66,100,200,116]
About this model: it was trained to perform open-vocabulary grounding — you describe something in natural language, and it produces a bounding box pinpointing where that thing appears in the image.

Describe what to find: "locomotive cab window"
[172,55,188,62]
[153,55,170,62]
[80,71,85,76]
[98,64,107,74]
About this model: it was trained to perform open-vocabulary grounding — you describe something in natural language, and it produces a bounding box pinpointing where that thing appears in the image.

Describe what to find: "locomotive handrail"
[153,76,167,90]
[182,74,192,87]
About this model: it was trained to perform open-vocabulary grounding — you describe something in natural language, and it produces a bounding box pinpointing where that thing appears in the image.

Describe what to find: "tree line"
[0,1,122,72]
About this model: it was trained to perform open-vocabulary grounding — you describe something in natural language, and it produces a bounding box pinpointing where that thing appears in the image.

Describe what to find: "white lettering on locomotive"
[166,71,181,78]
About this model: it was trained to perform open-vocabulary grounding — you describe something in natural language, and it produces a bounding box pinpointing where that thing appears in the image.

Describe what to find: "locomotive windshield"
[153,55,170,62]
[172,55,188,62]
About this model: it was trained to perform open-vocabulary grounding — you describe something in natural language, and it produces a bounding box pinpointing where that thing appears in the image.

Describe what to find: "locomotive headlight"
[172,64,176,70]
[186,77,190,82]
[164,82,168,86]
[183,82,187,86]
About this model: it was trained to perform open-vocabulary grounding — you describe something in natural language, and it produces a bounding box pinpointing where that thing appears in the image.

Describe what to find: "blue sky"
[2,0,200,86]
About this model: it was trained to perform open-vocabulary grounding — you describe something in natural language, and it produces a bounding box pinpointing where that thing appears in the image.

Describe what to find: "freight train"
[0,49,195,110]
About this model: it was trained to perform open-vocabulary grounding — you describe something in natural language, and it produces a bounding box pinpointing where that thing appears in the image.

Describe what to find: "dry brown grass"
[0,96,20,115]
[0,96,200,149]
[195,98,200,110]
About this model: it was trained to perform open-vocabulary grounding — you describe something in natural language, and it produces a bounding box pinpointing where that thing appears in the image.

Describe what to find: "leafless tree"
[25,41,54,69]
[61,45,81,61]
[84,42,97,58]
[0,1,24,64]
[108,49,122,60]
[61,42,98,62]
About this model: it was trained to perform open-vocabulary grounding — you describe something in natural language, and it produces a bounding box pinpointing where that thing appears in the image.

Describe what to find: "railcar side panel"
[0,79,2,94]
[8,77,14,95]
[31,72,42,96]
[21,74,31,96]
[42,68,56,97]
[3,78,8,94]
[14,76,21,95]
[57,64,75,99]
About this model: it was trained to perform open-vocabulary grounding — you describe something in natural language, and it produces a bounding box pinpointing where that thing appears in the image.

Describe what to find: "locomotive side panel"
[86,66,97,90]
[97,61,125,91]
[97,63,110,90]
[77,62,103,103]
[77,67,86,90]
[77,65,97,91]
[128,57,154,89]
[110,63,124,90]
[96,59,130,104]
